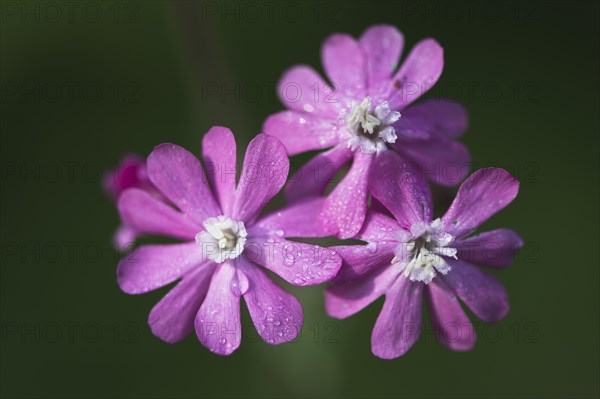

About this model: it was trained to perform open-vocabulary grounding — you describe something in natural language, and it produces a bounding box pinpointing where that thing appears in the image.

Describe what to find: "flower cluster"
[104,25,522,359]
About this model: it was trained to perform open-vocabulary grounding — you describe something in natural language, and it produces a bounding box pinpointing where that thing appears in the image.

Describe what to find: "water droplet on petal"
[230,269,250,297]
[211,304,223,316]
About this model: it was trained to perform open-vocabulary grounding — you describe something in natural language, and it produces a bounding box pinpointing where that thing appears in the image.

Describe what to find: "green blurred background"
[1,1,598,398]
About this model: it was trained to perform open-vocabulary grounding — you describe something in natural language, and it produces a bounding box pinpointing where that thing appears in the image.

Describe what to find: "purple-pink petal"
[359,24,404,97]
[326,262,401,319]
[321,33,366,99]
[277,65,342,119]
[230,267,250,297]
[117,242,206,294]
[442,259,509,323]
[455,228,523,269]
[103,154,151,200]
[148,263,216,344]
[322,150,373,239]
[232,134,289,223]
[285,144,353,202]
[357,211,405,243]
[392,134,471,186]
[332,241,396,284]
[118,188,199,241]
[333,211,402,283]
[371,276,423,359]
[113,224,138,251]
[194,262,241,355]
[369,151,432,229]
[388,38,444,110]
[427,278,476,351]
[239,259,303,345]
[147,143,220,225]
[245,238,341,286]
[395,99,468,140]
[263,111,339,156]
[252,197,336,238]
[202,126,237,215]
[442,168,520,237]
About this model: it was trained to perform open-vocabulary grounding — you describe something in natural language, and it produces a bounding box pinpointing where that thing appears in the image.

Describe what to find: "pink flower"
[116,127,342,355]
[263,25,470,238]
[326,152,522,359]
[103,154,163,250]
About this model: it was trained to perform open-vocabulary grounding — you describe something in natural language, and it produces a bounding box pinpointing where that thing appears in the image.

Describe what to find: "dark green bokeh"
[1,1,598,398]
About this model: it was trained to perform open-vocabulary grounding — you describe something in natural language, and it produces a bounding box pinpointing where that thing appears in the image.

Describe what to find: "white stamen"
[344,97,401,154]
[196,216,247,263]
[392,219,457,284]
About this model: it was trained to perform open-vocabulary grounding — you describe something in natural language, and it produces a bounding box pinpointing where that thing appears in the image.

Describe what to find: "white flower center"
[196,216,247,263]
[344,97,400,154]
[392,219,457,284]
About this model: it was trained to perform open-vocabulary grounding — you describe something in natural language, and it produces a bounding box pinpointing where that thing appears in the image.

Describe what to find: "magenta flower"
[116,127,342,355]
[326,152,522,359]
[263,24,470,238]
[103,154,163,250]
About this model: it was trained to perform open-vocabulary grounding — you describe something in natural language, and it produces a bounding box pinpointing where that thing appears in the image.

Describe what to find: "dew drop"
[211,304,223,316]
[230,269,249,297]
